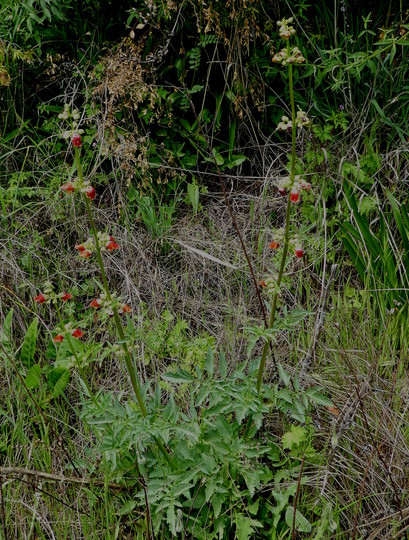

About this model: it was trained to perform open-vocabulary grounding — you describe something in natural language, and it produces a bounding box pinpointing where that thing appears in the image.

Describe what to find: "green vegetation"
[1,1,409,538]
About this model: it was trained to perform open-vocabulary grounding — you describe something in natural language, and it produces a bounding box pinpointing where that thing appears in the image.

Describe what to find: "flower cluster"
[33,284,83,343]
[277,17,296,40]
[61,179,96,200]
[259,275,281,296]
[53,322,84,344]
[276,109,310,132]
[88,291,131,318]
[33,282,73,305]
[276,175,311,200]
[267,228,304,258]
[290,234,304,258]
[272,46,305,65]
[269,228,285,251]
[58,104,84,145]
[75,232,120,259]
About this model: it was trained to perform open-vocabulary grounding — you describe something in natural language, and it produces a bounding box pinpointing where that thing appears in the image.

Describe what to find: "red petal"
[79,249,92,258]
[290,191,300,203]
[61,292,72,301]
[106,240,120,251]
[53,334,64,343]
[61,183,75,194]
[34,293,46,304]
[89,299,101,308]
[75,244,85,251]
[72,135,82,147]
[71,329,84,338]
[85,186,96,200]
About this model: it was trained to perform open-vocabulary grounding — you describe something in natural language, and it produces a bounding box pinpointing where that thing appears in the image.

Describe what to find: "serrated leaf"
[212,492,224,519]
[20,318,38,368]
[25,364,41,389]
[235,514,262,540]
[117,500,136,516]
[282,425,307,450]
[285,506,312,533]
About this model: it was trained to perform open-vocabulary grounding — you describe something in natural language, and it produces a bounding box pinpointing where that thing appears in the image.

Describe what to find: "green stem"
[256,63,296,393]
[74,148,174,469]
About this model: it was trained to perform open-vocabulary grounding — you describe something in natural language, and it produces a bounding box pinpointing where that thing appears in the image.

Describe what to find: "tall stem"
[256,64,296,393]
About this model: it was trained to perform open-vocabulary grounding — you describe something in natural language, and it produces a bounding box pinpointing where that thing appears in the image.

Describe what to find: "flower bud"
[72,134,82,147]
[34,293,47,304]
[61,182,76,194]
[84,186,96,200]
[290,189,300,203]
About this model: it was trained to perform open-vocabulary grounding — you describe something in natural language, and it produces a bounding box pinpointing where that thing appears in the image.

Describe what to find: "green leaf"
[48,368,70,398]
[20,318,38,368]
[225,154,246,169]
[117,500,136,516]
[278,363,291,387]
[285,506,312,533]
[212,492,224,519]
[305,388,334,407]
[235,514,262,540]
[218,349,227,377]
[1,309,13,358]
[204,348,214,376]
[282,425,307,450]
[25,364,41,389]
[162,370,194,383]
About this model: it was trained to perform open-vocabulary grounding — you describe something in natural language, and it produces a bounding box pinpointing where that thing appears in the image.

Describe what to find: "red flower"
[60,292,72,301]
[34,293,46,304]
[295,248,304,258]
[89,298,101,309]
[72,134,82,147]
[61,182,76,194]
[269,240,280,249]
[84,186,96,200]
[278,187,287,196]
[71,329,84,338]
[53,334,64,343]
[75,244,85,252]
[106,238,120,251]
[290,190,300,203]
[78,249,92,259]
[118,304,131,315]
[259,280,267,288]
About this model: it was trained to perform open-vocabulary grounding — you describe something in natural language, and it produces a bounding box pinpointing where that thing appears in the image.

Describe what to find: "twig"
[0,467,133,491]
